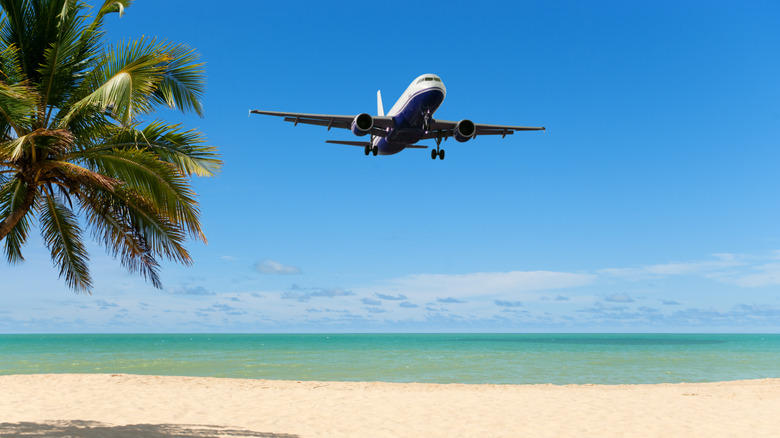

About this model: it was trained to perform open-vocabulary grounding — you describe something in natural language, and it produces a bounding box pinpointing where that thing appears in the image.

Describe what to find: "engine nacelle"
[351,113,374,136]
[453,119,476,142]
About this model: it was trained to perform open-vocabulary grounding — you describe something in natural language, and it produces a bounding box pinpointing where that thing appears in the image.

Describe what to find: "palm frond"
[38,158,120,193]
[139,122,220,176]
[0,132,28,160]
[38,0,91,115]
[85,0,131,33]
[2,205,29,263]
[75,147,205,241]
[82,121,221,177]
[0,78,37,136]
[0,127,73,161]
[0,177,31,263]
[114,187,191,264]
[151,42,205,116]
[79,182,191,262]
[0,42,25,84]
[39,187,92,292]
[68,1,132,90]
[0,0,33,76]
[60,36,177,126]
[78,184,168,288]
[100,0,129,16]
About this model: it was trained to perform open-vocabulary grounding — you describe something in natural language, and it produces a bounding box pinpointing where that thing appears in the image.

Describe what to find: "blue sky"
[3,0,780,333]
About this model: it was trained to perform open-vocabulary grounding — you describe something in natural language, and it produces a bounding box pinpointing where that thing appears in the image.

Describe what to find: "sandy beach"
[1,374,778,437]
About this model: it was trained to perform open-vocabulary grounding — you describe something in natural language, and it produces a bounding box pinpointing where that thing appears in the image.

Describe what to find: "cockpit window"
[433,78,441,82]
[418,76,441,84]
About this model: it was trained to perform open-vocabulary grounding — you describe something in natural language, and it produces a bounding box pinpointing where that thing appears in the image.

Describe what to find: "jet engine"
[351,113,374,136]
[453,119,476,142]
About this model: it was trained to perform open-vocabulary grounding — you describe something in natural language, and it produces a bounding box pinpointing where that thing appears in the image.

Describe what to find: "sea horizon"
[2,333,779,385]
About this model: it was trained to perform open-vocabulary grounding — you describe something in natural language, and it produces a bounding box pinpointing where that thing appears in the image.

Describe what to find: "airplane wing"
[325,140,428,149]
[421,119,545,140]
[250,110,393,138]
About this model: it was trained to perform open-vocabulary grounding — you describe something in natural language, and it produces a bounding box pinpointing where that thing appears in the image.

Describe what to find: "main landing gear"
[430,135,444,160]
[364,135,378,156]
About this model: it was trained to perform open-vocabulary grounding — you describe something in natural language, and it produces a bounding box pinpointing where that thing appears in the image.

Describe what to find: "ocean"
[1,333,778,385]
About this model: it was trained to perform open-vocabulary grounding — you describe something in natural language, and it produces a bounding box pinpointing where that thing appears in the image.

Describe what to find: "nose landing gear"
[422,110,432,133]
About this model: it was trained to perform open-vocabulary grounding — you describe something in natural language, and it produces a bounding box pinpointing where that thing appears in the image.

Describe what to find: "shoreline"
[2,374,779,437]
[2,371,779,386]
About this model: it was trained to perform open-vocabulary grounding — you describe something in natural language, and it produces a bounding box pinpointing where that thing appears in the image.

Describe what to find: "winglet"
[377,90,384,117]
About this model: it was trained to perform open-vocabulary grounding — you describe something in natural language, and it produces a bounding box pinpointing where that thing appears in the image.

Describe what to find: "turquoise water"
[1,334,778,384]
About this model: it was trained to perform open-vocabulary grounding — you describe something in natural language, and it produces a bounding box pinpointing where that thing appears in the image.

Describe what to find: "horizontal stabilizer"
[325,140,371,147]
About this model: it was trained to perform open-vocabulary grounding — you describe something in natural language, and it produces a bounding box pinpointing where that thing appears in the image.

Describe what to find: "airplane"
[250,74,544,160]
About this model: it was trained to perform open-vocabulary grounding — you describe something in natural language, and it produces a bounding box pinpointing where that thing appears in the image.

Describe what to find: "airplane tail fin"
[377,90,384,117]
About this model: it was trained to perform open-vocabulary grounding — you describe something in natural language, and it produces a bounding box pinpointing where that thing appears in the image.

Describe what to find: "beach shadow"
[0,420,298,438]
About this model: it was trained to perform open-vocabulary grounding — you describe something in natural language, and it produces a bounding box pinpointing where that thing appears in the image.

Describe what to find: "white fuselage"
[372,74,447,155]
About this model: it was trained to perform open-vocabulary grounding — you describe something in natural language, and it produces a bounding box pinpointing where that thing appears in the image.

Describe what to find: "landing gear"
[365,136,379,156]
[422,110,432,133]
[431,135,445,160]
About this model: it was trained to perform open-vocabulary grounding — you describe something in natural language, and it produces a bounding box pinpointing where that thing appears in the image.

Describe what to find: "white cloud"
[281,286,355,302]
[93,299,119,310]
[437,297,466,304]
[717,262,780,287]
[599,260,741,280]
[375,293,407,301]
[362,297,382,306]
[377,271,596,300]
[604,293,634,303]
[495,300,523,308]
[168,285,215,296]
[598,252,780,288]
[255,259,302,275]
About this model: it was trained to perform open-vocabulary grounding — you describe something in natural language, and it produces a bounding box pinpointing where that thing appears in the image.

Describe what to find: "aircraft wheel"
[364,145,370,156]
[372,146,378,156]
[439,149,445,160]
[431,149,437,160]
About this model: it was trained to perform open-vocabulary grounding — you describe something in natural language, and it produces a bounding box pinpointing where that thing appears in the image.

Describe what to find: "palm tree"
[0,0,221,292]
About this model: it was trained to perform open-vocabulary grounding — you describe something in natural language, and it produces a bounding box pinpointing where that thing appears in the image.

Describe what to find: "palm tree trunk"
[0,185,36,241]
